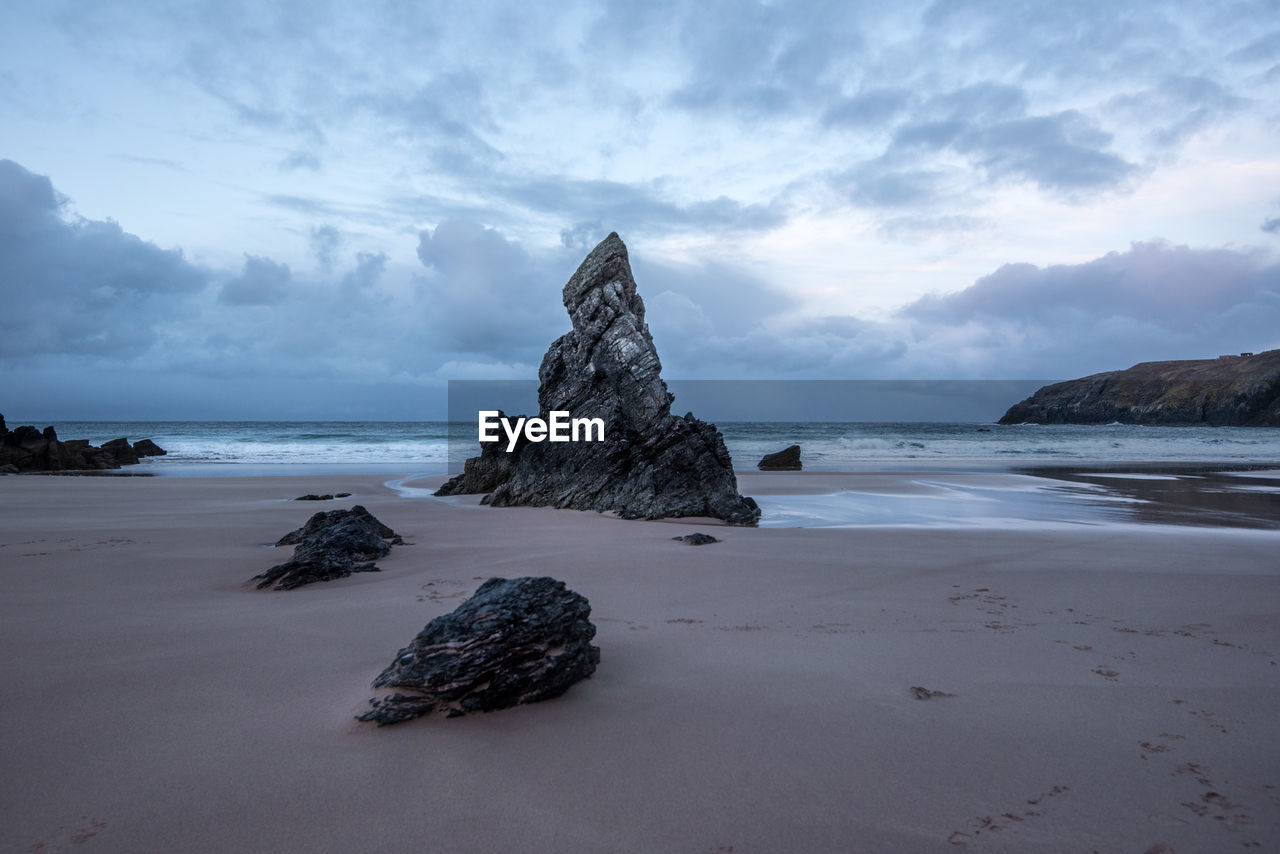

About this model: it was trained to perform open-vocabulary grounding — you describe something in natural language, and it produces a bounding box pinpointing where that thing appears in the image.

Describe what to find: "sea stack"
[437,233,760,525]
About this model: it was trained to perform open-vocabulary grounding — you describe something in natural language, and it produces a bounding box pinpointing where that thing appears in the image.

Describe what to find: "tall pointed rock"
[438,233,759,525]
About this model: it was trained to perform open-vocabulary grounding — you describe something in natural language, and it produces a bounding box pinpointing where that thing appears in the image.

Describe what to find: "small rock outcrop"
[434,412,529,496]
[0,416,166,472]
[999,350,1280,426]
[911,686,956,700]
[101,437,140,466]
[359,576,599,724]
[757,445,802,471]
[294,492,352,501]
[672,532,719,545]
[254,505,404,590]
[436,234,759,525]
[133,439,167,457]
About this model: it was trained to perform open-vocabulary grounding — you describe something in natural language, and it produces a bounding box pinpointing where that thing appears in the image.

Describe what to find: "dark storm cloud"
[219,255,293,305]
[0,159,207,359]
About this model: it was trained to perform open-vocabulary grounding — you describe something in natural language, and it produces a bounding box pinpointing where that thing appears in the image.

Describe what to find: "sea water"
[15,419,1280,529]
[21,419,1280,474]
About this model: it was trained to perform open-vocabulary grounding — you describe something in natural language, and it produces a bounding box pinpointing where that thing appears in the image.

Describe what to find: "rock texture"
[434,411,529,497]
[359,576,599,724]
[757,444,802,471]
[999,350,1280,426]
[0,416,165,472]
[294,493,352,501]
[254,506,404,590]
[436,234,759,525]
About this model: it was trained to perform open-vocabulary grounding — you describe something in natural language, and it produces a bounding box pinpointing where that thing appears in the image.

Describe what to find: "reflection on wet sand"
[1017,465,1280,530]
[750,465,1280,530]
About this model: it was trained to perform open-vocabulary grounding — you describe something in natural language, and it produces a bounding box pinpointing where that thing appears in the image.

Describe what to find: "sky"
[1,0,1278,420]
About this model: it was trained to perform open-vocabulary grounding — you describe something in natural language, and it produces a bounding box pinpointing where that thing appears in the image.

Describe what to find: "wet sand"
[1,471,1277,852]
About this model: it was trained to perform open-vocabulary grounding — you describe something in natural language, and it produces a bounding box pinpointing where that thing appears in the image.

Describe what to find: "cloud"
[0,159,207,359]
[341,251,388,295]
[635,0,855,119]
[641,240,1280,381]
[1262,216,1280,235]
[416,219,568,359]
[1106,75,1249,148]
[882,81,1137,196]
[822,88,912,129]
[279,150,322,172]
[309,224,341,270]
[219,255,293,305]
[830,159,946,208]
[1228,29,1280,65]
[897,240,1280,374]
[504,176,787,238]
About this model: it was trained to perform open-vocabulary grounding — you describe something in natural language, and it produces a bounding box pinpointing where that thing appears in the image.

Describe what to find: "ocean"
[20,419,1280,475]
[11,419,1280,529]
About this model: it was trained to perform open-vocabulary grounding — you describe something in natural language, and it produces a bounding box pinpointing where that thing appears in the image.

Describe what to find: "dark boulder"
[61,440,117,470]
[757,444,802,471]
[133,438,167,457]
[359,576,599,724]
[255,505,404,590]
[437,233,759,525]
[1000,350,1280,426]
[672,532,720,545]
[101,437,140,466]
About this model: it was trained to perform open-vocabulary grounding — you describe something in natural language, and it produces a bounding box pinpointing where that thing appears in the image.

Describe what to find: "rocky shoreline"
[0,413,165,473]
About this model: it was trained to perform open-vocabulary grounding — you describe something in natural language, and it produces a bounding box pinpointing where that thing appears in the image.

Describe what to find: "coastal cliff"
[998,350,1280,426]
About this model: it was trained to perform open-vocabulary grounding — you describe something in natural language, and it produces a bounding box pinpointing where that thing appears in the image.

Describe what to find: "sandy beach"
[2,470,1277,853]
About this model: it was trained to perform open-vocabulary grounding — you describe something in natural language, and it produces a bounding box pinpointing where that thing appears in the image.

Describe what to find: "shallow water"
[756,468,1280,530]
